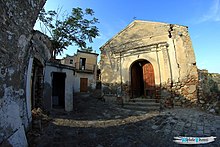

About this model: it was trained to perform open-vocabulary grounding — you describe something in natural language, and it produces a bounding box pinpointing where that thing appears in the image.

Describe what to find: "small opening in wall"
[178,32,183,36]
[80,58,86,70]
[70,59,73,64]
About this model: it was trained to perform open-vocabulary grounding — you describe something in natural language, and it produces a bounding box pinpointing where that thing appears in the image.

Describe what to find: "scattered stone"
[103,113,111,118]
[185,123,191,128]
[27,94,220,146]
[181,99,186,103]
[151,125,158,130]
[31,108,51,132]
[32,108,44,119]
[209,109,215,113]
[115,115,121,119]
[174,97,179,100]
[199,100,205,104]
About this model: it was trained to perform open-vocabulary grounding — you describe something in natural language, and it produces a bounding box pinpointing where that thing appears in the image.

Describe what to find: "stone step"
[123,98,160,111]
[128,98,159,103]
[74,92,90,98]
[122,104,160,111]
[125,101,160,107]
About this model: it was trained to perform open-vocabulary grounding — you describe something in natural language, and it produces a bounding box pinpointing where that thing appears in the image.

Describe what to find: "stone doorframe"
[26,56,45,123]
[129,59,156,98]
[127,57,160,84]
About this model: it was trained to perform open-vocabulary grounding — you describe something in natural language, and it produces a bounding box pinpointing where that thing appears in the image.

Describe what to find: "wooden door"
[143,63,155,97]
[80,78,88,92]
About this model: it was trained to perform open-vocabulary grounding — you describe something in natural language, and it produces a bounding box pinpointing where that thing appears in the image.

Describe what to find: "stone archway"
[30,58,44,109]
[26,57,44,112]
[130,59,155,98]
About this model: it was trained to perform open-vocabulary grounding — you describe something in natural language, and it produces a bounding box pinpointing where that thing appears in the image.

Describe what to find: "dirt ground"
[27,93,220,147]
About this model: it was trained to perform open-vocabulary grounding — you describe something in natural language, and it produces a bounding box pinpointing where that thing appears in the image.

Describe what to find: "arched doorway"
[130,60,155,98]
[31,58,44,109]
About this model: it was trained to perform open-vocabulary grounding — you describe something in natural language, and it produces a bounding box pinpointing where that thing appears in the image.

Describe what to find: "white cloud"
[199,0,220,22]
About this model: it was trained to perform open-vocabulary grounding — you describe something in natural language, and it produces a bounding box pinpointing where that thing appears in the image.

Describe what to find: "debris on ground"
[27,108,52,147]
[27,94,220,147]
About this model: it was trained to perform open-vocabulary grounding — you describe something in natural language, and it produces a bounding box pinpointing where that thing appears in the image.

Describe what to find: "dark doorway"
[31,58,44,110]
[130,60,155,98]
[52,72,66,108]
[79,58,86,70]
[96,69,101,89]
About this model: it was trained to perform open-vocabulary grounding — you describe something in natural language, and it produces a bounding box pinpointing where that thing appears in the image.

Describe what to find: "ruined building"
[0,0,47,146]
[100,20,198,107]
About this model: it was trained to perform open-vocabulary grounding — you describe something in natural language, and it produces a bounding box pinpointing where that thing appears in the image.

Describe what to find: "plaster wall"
[74,72,95,92]
[0,0,46,146]
[44,63,75,111]
[100,20,198,106]
[75,51,98,71]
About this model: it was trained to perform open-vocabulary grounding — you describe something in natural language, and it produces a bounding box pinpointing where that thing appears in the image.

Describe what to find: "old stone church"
[100,20,198,107]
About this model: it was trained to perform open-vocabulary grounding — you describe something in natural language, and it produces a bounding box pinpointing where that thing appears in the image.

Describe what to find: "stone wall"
[160,75,198,108]
[100,20,198,108]
[198,70,220,114]
[0,0,46,146]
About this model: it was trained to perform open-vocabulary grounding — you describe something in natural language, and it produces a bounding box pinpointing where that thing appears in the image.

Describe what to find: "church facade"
[100,20,198,107]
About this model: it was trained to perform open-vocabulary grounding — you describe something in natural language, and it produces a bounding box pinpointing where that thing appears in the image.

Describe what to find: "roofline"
[99,20,188,50]
[46,62,75,70]
[77,50,99,56]
[100,20,137,50]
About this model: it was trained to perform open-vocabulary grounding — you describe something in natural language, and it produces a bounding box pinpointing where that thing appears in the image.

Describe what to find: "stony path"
[28,95,220,147]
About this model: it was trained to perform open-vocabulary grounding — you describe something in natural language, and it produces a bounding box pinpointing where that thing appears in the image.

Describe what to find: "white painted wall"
[0,100,28,147]
[44,64,75,111]
[25,57,33,124]
[74,72,95,92]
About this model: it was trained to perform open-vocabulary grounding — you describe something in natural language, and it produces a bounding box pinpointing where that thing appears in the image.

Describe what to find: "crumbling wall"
[160,24,198,108]
[0,0,46,146]
[100,20,198,108]
[198,70,220,114]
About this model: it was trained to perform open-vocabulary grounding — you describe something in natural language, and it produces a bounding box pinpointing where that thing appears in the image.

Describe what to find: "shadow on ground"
[27,94,220,147]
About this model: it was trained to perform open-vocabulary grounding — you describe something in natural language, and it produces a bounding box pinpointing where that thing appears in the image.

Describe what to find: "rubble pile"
[159,75,198,108]
[27,108,52,146]
[198,70,220,114]
[31,108,51,130]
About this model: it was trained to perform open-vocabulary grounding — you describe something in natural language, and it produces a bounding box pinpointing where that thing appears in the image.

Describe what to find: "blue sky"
[35,0,220,73]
